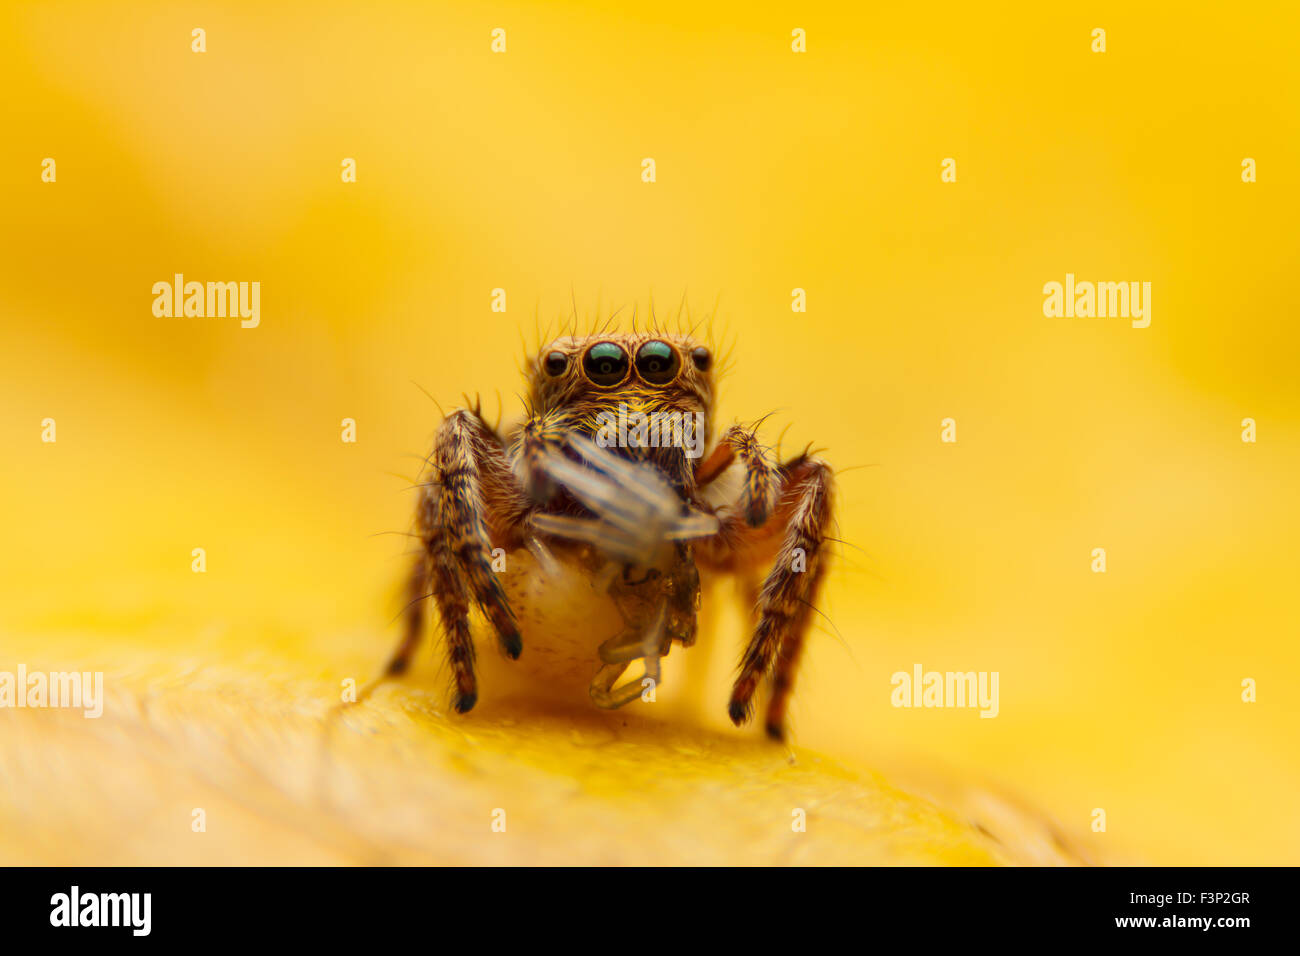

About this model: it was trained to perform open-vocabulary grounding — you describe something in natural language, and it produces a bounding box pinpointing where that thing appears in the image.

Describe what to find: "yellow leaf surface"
[0,631,1093,866]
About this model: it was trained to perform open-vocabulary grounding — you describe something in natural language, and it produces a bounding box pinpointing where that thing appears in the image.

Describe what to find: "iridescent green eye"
[582,342,629,386]
[635,340,680,385]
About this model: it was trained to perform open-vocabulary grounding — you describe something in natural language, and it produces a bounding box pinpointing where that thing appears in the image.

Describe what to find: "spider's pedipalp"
[713,423,780,528]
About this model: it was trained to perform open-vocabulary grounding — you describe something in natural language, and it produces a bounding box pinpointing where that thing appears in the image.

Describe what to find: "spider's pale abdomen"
[472,547,624,704]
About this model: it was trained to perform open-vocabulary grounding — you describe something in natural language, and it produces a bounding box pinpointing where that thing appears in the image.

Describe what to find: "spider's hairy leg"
[390,481,480,711]
[760,465,833,738]
[436,409,526,658]
[721,454,834,741]
[425,491,479,712]
[398,408,529,713]
[385,540,430,677]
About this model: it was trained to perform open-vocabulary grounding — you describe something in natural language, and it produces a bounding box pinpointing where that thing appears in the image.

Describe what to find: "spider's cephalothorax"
[387,330,834,741]
[522,332,718,501]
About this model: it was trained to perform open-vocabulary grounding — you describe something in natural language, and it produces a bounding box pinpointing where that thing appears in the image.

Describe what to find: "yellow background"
[2,1,1297,865]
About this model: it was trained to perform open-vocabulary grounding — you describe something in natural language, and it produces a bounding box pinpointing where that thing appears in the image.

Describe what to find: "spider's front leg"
[391,408,530,714]
[698,425,834,741]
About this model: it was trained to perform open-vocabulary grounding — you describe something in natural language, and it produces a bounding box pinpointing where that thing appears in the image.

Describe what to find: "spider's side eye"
[635,340,680,385]
[543,351,568,376]
[690,346,712,372]
[582,342,629,386]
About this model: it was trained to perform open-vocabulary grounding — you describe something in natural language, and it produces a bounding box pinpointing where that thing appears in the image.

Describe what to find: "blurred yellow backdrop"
[2,1,1297,864]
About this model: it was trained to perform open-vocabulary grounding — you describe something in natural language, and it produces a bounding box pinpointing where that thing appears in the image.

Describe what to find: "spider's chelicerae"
[386,326,834,741]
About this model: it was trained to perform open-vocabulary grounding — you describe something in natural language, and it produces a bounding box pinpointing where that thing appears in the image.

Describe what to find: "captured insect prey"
[387,328,834,741]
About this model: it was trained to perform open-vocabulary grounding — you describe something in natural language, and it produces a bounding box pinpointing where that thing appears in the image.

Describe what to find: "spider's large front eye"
[583,342,629,386]
[635,340,680,385]
[543,351,568,376]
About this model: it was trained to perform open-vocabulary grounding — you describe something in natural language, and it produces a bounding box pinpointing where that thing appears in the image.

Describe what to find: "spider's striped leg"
[725,456,834,741]
[399,408,529,713]
[761,472,833,738]
[426,492,480,711]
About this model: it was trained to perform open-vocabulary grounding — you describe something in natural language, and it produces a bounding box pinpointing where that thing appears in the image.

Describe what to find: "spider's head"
[527,332,716,430]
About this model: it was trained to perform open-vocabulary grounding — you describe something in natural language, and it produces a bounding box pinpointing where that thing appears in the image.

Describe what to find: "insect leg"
[665,541,701,646]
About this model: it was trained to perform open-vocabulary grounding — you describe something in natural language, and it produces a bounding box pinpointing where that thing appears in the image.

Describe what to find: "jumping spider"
[386,329,834,741]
